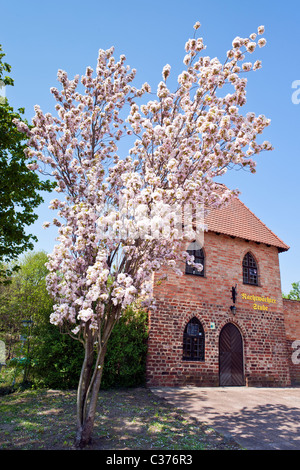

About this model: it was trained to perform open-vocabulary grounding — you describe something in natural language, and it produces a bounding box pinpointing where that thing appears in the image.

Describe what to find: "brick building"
[147,193,300,387]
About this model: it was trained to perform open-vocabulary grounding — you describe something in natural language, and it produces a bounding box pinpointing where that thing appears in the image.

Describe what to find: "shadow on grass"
[0,387,241,450]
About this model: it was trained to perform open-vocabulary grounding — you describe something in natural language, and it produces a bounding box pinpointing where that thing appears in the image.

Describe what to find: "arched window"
[185,241,205,276]
[183,317,205,361]
[243,252,258,285]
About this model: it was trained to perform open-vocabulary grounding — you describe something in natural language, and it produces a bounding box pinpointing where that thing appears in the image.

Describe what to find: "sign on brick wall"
[241,293,277,311]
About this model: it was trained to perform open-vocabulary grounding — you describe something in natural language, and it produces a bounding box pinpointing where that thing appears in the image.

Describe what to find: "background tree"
[15,23,272,447]
[283,281,300,300]
[0,250,148,391]
[0,45,53,280]
[0,251,52,361]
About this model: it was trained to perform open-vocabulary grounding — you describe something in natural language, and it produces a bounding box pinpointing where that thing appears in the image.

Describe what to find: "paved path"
[151,386,300,450]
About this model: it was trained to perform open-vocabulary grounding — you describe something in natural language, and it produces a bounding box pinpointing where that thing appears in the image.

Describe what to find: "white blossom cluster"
[14,23,272,336]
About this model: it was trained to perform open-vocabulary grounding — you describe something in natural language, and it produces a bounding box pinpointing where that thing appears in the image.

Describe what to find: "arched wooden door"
[219,323,244,386]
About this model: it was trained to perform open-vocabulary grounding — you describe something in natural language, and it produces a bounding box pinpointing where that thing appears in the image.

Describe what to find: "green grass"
[0,387,242,450]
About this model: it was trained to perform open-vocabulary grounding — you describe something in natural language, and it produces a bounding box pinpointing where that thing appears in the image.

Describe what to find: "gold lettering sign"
[241,293,276,311]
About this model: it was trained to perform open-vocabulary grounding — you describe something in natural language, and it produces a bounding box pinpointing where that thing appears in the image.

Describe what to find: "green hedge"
[30,323,83,389]
[30,307,148,390]
[101,307,148,389]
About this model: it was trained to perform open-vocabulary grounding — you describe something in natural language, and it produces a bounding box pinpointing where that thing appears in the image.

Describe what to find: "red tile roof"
[205,195,289,252]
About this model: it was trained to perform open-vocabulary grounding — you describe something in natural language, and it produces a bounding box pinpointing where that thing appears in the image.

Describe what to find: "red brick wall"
[283,299,300,384]
[147,231,291,387]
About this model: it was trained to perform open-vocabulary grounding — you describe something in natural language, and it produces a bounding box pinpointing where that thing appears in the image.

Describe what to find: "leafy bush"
[0,251,149,391]
[31,306,148,390]
[101,307,149,389]
[30,323,84,389]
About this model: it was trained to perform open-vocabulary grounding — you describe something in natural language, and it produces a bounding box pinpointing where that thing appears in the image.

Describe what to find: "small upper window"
[185,241,205,276]
[243,252,258,285]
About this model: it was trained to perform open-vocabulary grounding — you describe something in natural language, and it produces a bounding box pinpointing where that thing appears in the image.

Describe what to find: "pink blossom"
[14,24,272,343]
[247,42,257,53]
[258,38,267,48]
[258,25,265,35]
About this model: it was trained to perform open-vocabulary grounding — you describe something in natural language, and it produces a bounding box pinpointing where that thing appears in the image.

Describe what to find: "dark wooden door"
[219,323,244,386]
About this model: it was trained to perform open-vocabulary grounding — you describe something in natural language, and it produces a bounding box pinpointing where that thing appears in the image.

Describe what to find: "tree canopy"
[0,251,52,361]
[0,45,53,279]
[283,281,300,300]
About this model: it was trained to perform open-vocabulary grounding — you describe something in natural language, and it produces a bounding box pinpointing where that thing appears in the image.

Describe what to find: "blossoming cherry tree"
[15,23,271,447]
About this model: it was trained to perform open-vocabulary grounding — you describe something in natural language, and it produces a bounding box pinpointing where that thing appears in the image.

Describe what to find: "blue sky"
[1,0,300,294]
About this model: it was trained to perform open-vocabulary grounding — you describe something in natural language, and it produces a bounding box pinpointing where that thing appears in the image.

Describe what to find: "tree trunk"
[75,339,107,448]
[75,309,118,448]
